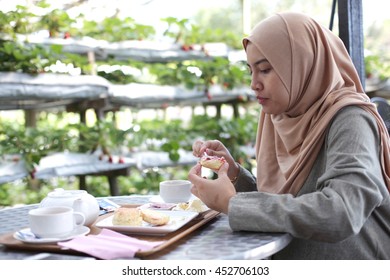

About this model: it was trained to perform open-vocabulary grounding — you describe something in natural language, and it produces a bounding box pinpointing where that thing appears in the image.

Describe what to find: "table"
[0,195,292,260]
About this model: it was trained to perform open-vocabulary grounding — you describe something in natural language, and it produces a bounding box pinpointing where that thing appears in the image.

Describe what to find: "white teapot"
[39,188,99,226]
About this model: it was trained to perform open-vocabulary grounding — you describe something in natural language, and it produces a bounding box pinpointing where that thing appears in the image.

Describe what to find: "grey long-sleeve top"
[228,106,390,259]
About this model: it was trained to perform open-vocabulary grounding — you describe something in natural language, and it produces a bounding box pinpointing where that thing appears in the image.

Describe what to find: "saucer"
[14,226,90,244]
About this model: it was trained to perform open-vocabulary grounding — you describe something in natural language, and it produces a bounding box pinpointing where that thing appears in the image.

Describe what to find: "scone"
[141,209,170,226]
[185,199,206,212]
[112,207,143,226]
[199,154,226,170]
[173,199,206,213]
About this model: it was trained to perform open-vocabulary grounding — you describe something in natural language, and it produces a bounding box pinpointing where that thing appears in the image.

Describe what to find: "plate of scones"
[95,207,199,235]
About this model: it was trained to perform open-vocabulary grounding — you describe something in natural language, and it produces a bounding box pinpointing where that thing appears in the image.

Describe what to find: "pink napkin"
[58,229,164,259]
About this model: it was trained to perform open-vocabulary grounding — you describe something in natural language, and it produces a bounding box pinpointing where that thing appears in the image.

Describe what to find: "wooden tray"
[0,205,220,259]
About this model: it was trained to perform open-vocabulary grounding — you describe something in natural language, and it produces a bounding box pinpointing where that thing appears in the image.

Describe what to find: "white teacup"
[28,206,85,238]
[159,180,192,203]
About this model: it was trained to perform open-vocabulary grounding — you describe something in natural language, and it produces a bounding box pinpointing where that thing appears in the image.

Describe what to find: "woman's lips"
[257,96,267,105]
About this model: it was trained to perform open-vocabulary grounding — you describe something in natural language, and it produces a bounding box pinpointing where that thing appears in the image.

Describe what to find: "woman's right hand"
[192,139,240,182]
[188,161,235,214]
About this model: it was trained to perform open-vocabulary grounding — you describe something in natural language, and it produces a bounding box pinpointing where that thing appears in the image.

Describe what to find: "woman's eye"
[260,68,271,74]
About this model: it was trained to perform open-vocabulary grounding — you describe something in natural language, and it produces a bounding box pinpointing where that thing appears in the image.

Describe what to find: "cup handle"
[73,211,86,227]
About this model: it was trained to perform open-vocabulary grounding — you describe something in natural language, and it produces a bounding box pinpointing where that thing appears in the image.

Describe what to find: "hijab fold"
[243,12,390,195]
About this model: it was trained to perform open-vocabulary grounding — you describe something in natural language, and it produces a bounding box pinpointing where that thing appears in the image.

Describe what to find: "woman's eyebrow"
[246,58,269,68]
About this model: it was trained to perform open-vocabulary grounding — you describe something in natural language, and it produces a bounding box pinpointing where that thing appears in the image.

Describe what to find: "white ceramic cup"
[28,206,85,238]
[159,180,192,203]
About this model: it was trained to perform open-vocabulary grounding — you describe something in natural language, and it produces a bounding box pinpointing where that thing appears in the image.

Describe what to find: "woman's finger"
[190,184,200,198]
[192,140,203,157]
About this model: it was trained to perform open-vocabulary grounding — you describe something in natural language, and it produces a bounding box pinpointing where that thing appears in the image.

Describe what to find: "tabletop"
[0,195,292,260]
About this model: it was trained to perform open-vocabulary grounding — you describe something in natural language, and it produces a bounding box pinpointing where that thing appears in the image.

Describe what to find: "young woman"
[188,12,390,259]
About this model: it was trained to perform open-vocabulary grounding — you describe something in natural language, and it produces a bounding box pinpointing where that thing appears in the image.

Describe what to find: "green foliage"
[97,69,138,84]
[56,51,91,74]
[133,118,197,161]
[147,62,185,86]
[39,9,76,37]
[0,5,36,36]
[161,16,242,48]
[193,58,251,89]
[190,23,243,49]
[148,58,251,90]
[73,119,136,155]
[365,54,390,80]
[0,41,59,73]
[0,177,80,206]
[161,17,190,43]
[0,122,78,172]
[73,17,156,41]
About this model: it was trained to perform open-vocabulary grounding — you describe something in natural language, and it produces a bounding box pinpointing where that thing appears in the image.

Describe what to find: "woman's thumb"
[217,161,229,176]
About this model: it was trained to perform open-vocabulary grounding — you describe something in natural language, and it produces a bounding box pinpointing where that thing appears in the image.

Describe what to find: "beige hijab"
[243,12,390,195]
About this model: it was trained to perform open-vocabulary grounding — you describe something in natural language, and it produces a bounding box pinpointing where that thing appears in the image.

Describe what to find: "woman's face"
[246,42,289,115]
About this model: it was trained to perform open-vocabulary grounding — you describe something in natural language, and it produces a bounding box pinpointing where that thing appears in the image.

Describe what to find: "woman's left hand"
[188,162,236,214]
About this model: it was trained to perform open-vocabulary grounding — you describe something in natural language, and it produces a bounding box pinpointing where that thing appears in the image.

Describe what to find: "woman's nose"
[250,80,256,91]
[250,77,261,91]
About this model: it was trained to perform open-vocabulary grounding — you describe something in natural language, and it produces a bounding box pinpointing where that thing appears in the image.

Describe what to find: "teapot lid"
[47,188,87,198]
